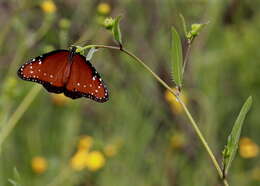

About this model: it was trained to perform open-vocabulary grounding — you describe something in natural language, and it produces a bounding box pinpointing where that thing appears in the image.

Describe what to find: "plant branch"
[182,43,191,75]
[80,45,178,97]
[80,44,228,185]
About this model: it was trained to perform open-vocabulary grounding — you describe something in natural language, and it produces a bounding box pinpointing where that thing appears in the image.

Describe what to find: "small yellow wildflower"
[97,3,111,15]
[51,94,70,106]
[165,88,188,114]
[31,156,48,174]
[70,150,88,171]
[85,151,105,171]
[78,136,93,151]
[41,0,57,14]
[170,133,186,149]
[104,144,118,157]
[239,137,259,159]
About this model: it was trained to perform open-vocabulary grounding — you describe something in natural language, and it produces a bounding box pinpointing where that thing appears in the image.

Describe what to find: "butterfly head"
[69,45,77,53]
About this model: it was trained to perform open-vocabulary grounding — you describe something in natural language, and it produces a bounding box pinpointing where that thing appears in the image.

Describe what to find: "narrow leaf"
[7,168,22,186]
[112,16,122,46]
[171,27,183,88]
[8,179,18,186]
[222,96,253,176]
[179,14,188,35]
[13,167,21,183]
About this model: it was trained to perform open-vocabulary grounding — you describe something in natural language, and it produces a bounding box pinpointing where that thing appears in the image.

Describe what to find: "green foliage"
[112,16,123,46]
[8,168,22,186]
[179,14,188,36]
[222,96,252,177]
[171,27,183,88]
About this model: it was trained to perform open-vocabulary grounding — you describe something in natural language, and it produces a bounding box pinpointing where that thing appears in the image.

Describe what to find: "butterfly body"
[17,47,109,102]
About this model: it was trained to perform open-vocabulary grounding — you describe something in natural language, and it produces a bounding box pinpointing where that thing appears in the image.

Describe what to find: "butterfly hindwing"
[64,54,109,102]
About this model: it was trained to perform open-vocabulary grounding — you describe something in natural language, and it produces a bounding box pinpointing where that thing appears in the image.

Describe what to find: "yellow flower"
[70,150,88,171]
[170,133,186,149]
[31,156,48,174]
[239,137,259,159]
[97,3,111,15]
[104,144,118,157]
[51,94,70,106]
[85,151,105,171]
[41,0,57,14]
[78,136,93,151]
[165,88,188,114]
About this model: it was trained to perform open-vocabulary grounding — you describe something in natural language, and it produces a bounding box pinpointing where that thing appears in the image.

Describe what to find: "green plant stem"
[80,44,229,186]
[182,44,191,75]
[178,98,230,186]
[0,85,41,152]
[177,98,222,174]
[80,45,178,97]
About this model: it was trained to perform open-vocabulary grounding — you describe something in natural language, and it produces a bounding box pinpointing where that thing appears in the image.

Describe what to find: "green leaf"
[13,167,21,182]
[171,26,183,88]
[179,14,188,35]
[112,16,122,46]
[8,168,22,186]
[222,96,253,176]
[8,179,18,186]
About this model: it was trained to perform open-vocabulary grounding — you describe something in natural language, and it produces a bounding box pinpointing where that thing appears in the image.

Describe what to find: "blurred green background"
[0,0,259,185]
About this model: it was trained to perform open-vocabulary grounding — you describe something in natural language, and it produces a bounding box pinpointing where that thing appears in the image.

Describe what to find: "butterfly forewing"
[18,50,69,93]
[65,54,109,102]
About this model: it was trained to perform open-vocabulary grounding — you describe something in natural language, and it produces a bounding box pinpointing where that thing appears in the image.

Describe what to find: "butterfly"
[17,46,109,103]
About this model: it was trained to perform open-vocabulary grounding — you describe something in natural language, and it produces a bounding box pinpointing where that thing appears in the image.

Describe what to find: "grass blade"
[222,96,253,177]
[171,27,183,88]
